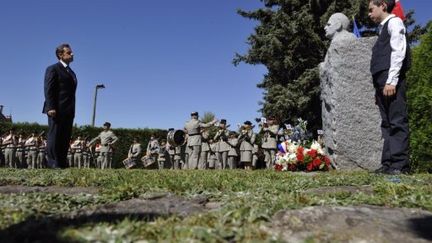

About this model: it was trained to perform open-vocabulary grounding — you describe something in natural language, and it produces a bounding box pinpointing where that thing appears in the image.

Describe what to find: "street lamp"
[91,84,105,127]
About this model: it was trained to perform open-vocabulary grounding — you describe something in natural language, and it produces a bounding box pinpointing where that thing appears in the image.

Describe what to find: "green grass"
[0,169,431,242]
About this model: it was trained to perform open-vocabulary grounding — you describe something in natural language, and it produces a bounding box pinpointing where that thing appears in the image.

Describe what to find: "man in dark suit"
[43,43,77,168]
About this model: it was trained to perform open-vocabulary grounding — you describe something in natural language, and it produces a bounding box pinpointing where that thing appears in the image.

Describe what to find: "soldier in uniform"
[37,136,47,168]
[146,135,160,167]
[214,119,230,169]
[166,128,176,169]
[25,133,38,169]
[94,143,102,168]
[3,129,17,168]
[88,122,119,169]
[67,141,74,167]
[239,121,256,170]
[71,136,85,168]
[173,145,182,170]
[16,134,26,168]
[157,140,167,169]
[252,144,260,169]
[126,137,142,168]
[199,128,211,169]
[208,139,218,169]
[259,116,280,169]
[184,112,217,170]
[227,131,239,169]
[82,138,91,168]
[183,137,189,169]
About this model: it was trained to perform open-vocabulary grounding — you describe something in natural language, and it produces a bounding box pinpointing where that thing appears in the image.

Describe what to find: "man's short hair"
[370,0,395,13]
[55,43,71,59]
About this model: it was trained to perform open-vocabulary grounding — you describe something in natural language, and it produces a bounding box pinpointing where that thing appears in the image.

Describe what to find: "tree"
[235,0,423,133]
[407,21,432,170]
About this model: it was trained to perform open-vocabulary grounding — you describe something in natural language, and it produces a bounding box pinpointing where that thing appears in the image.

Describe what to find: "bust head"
[324,13,350,40]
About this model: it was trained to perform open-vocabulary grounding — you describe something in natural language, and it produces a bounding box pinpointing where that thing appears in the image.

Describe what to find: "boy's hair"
[370,0,395,13]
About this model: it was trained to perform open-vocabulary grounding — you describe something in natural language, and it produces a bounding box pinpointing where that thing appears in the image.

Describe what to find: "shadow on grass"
[0,212,163,243]
[409,216,432,241]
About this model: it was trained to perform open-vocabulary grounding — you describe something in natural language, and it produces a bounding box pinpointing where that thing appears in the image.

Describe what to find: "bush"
[407,21,432,171]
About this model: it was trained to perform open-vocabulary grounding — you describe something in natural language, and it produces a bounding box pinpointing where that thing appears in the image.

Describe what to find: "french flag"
[392,0,406,21]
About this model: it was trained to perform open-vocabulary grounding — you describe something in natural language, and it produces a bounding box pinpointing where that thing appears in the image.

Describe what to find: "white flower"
[310,140,322,151]
[288,153,297,161]
[287,143,298,153]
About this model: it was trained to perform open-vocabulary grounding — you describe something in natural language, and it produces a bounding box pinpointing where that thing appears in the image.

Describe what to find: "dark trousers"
[373,70,410,170]
[47,114,73,168]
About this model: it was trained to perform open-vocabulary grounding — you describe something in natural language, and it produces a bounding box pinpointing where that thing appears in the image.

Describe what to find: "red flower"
[288,164,297,171]
[306,163,314,171]
[307,149,318,158]
[312,158,321,167]
[274,164,283,171]
[296,152,304,162]
[324,156,331,166]
[297,146,304,154]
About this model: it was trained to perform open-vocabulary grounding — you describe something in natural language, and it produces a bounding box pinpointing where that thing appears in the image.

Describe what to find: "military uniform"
[146,137,160,168]
[184,112,216,170]
[199,129,210,169]
[25,136,38,169]
[82,140,90,168]
[252,144,259,168]
[260,123,280,169]
[208,141,218,169]
[214,125,230,169]
[3,133,17,168]
[239,122,256,169]
[71,137,84,168]
[16,136,26,168]
[227,133,239,169]
[67,145,74,167]
[37,139,47,168]
[173,146,182,169]
[94,144,102,168]
[157,142,167,169]
[127,141,142,168]
[89,125,119,169]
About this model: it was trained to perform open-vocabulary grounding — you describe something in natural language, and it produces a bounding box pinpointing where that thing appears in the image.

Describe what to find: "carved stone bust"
[324,13,356,43]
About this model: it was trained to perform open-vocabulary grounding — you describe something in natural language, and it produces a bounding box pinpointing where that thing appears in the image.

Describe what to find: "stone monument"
[320,13,382,170]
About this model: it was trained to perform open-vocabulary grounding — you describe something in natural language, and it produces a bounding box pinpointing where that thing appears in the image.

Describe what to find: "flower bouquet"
[274,140,331,172]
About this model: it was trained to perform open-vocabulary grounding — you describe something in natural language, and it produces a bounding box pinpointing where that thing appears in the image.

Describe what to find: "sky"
[0,0,430,130]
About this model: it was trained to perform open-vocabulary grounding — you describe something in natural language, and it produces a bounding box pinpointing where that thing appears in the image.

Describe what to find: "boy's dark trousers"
[373,70,410,170]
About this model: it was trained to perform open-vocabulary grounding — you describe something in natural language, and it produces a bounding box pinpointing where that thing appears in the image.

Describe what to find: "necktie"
[66,66,77,83]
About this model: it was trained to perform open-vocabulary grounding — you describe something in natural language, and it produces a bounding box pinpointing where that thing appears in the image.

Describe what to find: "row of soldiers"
[181,112,279,170]
[67,122,119,169]
[123,112,281,170]
[1,113,286,170]
[0,122,119,169]
[0,129,48,169]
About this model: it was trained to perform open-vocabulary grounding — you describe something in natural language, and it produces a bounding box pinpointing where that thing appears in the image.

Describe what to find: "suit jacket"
[43,62,77,117]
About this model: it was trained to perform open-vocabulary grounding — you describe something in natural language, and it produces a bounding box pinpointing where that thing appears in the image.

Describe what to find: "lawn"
[0,169,431,242]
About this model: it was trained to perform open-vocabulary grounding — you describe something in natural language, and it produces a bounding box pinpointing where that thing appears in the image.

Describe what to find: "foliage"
[407,21,432,171]
[0,122,166,168]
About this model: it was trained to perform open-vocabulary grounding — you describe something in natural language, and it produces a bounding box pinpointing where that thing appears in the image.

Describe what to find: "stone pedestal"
[319,37,382,170]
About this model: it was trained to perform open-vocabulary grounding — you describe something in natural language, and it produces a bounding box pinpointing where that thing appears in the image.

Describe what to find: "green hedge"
[407,22,432,172]
[0,122,166,168]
